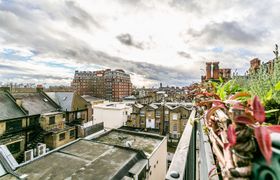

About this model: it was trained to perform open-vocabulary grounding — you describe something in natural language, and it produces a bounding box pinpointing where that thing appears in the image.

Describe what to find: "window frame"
[49,116,55,125]
[59,132,66,141]
[69,130,75,139]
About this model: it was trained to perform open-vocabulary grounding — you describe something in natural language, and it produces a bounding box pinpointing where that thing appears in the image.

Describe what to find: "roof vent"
[43,98,48,102]
[63,97,67,101]
[125,141,132,148]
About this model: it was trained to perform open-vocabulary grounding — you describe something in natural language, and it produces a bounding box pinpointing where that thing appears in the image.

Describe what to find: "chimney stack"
[36,84,43,92]
[206,62,212,80]
[16,98,23,107]
[212,62,219,79]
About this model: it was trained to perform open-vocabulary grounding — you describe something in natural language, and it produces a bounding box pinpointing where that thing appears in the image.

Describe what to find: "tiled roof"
[46,92,74,111]
[0,92,26,120]
[12,93,58,115]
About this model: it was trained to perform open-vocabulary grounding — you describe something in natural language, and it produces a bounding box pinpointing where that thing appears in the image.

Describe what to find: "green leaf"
[265,109,280,114]
[275,81,280,91]
[219,77,224,83]
[265,89,273,101]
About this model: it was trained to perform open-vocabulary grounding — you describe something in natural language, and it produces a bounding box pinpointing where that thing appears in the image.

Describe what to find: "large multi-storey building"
[71,69,132,102]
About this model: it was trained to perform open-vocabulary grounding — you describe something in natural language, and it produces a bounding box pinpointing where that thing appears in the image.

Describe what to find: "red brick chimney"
[36,84,44,92]
[250,58,261,73]
[206,62,212,80]
[212,62,219,79]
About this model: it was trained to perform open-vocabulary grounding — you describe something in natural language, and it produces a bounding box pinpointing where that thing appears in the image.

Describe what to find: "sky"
[0,0,279,87]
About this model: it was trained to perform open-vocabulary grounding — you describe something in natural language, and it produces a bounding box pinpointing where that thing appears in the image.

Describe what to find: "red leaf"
[252,96,265,123]
[235,115,255,125]
[224,143,230,149]
[254,126,272,164]
[209,99,224,105]
[232,102,245,110]
[206,105,225,123]
[211,100,226,109]
[267,125,280,133]
[229,92,251,100]
[227,124,237,147]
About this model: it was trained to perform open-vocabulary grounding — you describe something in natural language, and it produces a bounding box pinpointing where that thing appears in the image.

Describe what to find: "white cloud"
[0,0,279,87]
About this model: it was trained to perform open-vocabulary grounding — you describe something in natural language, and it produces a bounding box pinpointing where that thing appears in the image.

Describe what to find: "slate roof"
[0,92,26,120]
[12,93,58,115]
[46,92,74,111]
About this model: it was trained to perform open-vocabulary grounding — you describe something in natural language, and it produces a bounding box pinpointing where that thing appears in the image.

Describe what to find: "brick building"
[127,102,192,138]
[71,69,132,102]
[249,58,261,74]
[201,62,231,82]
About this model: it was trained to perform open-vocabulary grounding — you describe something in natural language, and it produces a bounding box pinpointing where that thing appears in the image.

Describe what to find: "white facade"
[93,103,132,129]
[146,118,155,128]
[147,137,167,180]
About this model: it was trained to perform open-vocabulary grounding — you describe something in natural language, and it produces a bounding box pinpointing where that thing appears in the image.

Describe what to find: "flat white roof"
[93,102,129,110]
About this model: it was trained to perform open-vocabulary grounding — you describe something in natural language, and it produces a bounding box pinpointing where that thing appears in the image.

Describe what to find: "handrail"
[198,117,219,180]
[166,108,196,180]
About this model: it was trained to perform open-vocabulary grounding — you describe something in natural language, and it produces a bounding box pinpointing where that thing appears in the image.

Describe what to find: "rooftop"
[12,92,59,115]
[0,140,145,180]
[81,95,104,102]
[46,92,74,111]
[93,129,164,156]
[0,92,26,120]
[94,102,129,110]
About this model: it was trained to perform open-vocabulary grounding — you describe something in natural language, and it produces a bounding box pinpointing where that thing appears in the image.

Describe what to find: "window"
[165,110,169,115]
[59,133,65,141]
[173,124,177,132]
[156,111,160,117]
[7,141,21,154]
[140,110,145,116]
[6,119,22,132]
[77,112,81,119]
[156,122,160,129]
[172,114,178,120]
[69,130,75,138]
[49,116,55,125]
[29,116,39,126]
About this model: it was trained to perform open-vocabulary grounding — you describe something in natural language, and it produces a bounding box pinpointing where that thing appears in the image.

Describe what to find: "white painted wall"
[146,119,155,128]
[93,104,132,129]
[147,137,167,180]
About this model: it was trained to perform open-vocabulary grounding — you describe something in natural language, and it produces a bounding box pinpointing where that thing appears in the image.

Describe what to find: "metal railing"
[166,108,197,180]
[166,107,219,180]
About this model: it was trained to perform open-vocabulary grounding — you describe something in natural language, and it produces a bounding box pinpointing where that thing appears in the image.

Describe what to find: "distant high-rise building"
[71,69,132,102]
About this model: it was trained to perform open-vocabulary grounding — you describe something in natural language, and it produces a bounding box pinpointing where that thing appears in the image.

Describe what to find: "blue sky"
[0,0,279,87]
